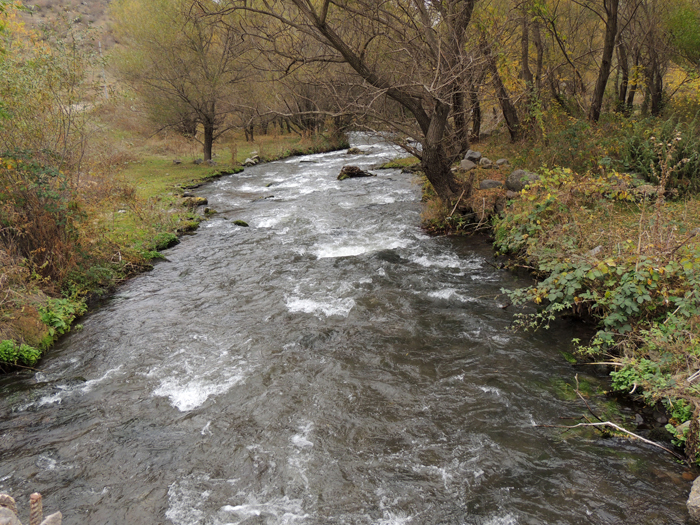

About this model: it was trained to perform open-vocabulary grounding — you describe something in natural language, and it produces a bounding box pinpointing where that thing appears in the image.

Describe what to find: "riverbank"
[416,120,700,464]
[0,131,348,372]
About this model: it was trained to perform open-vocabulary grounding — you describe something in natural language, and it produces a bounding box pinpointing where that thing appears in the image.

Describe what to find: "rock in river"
[338,166,375,181]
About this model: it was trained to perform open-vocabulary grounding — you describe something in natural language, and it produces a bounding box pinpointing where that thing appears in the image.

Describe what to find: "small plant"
[0,340,41,367]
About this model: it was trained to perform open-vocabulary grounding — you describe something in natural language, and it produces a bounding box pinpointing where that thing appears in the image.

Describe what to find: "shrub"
[0,340,41,367]
[623,117,700,195]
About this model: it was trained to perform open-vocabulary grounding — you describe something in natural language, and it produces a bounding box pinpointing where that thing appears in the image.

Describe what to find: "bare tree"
[111,0,255,160]
[202,0,481,205]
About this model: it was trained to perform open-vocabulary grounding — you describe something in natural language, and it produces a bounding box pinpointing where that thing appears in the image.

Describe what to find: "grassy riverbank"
[417,107,700,462]
[0,120,347,371]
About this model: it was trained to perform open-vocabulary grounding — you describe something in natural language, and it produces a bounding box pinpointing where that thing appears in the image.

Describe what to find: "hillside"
[22,0,114,46]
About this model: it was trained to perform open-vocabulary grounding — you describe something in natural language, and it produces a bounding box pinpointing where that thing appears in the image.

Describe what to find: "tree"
[111,0,254,161]
[205,0,481,205]
[588,0,619,122]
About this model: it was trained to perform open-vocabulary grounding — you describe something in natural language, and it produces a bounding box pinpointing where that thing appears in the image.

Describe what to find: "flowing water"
[0,135,693,524]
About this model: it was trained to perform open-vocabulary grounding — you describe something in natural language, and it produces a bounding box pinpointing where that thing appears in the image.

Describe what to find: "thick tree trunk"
[421,102,466,203]
[589,0,619,122]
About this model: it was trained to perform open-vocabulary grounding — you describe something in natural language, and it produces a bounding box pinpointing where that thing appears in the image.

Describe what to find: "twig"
[536,421,688,463]
[575,374,603,422]
[668,228,700,257]
[449,189,466,218]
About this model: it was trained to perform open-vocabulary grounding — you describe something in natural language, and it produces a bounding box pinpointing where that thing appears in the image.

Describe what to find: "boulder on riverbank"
[506,169,540,192]
[689,477,700,522]
[182,196,208,208]
[338,165,375,180]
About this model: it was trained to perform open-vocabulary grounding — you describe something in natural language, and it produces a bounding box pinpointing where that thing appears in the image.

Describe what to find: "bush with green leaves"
[623,117,700,195]
[0,340,41,367]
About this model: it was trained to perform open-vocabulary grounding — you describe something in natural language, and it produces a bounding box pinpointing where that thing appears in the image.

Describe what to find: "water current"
[0,135,693,524]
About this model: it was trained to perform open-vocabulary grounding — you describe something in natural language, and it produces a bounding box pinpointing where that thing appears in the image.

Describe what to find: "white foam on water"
[409,253,482,270]
[313,238,410,259]
[426,289,476,303]
[483,514,518,525]
[165,476,210,525]
[153,372,245,412]
[291,421,314,448]
[479,386,502,396]
[257,216,282,228]
[237,183,267,193]
[30,366,124,408]
[377,512,414,524]
[285,296,355,318]
[219,496,309,524]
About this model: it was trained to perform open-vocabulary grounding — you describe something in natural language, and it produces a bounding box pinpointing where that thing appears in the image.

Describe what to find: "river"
[0,135,692,524]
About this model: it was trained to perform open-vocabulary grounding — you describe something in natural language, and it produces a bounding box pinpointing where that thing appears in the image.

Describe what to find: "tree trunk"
[532,20,544,93]
[469,79,481,142]
[521,9,534,98]
[452,90,470,157]
[626,51,640,110]
[616,41,629,113]
[203,121,214,161]
[483,41,521,141]
[589,0,619,122]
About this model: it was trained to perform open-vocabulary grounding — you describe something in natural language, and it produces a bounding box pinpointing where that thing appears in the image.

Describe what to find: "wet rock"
[496,158,509,166]
[465,149,482,162]
[338,165,375,180]
[479,180,503,190]
[460,159,477,171]
[347,147,367,155]
[689,477,700,522]
[233,220,249,227]
[480,157,493,168]
[182,196,208,208]
[506,169,540,192]
[204,208,217,215]
[0,507,21,525]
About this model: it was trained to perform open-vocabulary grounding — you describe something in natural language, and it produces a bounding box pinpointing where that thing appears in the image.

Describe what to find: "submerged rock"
[338,165,375,180]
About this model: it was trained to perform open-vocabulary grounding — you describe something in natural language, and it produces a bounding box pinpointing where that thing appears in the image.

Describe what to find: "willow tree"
[204,0,479,205]
[111,0,254,161]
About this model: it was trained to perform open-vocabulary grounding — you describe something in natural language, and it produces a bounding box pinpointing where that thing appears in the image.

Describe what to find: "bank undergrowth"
[488,116,700,461]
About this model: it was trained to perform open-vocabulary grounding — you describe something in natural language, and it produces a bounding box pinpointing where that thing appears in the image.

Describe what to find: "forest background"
[2,0,700,460]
